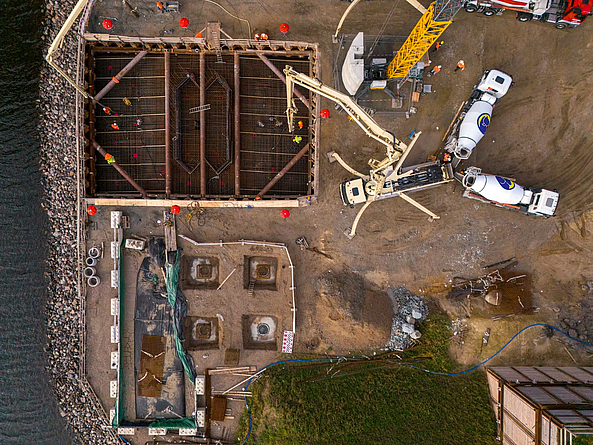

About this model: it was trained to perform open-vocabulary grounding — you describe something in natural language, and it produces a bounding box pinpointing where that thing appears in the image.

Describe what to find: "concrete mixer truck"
[459,167,559,217]
[444,69,513,161]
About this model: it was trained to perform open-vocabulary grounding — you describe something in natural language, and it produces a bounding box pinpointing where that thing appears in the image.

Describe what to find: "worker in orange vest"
[102,106,112,115]
[157,1,164,11]
[260,32,269,40]
[298,120,304,129]
[111,122,120,130]
[254,33,260,41]
[432,40,444,52]
[455,60,465,72]
[429,65,441,76]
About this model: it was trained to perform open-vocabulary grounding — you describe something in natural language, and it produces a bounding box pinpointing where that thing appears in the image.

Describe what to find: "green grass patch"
[238,314,498,445]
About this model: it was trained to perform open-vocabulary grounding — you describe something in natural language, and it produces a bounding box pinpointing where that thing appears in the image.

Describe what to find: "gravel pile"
[386,287,428,350]
[39,2,119,443]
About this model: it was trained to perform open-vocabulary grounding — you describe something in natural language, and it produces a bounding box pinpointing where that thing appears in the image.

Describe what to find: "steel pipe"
[256,144,309,198]
[256,53,310,109]
[164,51,171,197]
[234,52,241,196]
[200,51,206,197]
[94,51,148,102]
[92,141,147,197]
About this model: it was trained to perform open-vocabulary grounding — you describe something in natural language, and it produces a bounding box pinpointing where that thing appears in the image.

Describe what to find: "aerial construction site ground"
[84,0,593,443]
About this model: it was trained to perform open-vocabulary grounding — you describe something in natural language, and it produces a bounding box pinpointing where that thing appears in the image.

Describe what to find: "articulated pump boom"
[284,66,441,238]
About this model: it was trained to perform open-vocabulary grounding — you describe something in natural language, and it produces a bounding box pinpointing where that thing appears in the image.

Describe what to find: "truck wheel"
[517,13,532,21]
[465,4,478,12]
[483,8,496,16]
[554,22,567,29]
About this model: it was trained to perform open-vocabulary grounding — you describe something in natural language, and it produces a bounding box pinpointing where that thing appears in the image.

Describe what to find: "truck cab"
[340,178,367,206]
[475,69,514,103]
[528,189,559,216]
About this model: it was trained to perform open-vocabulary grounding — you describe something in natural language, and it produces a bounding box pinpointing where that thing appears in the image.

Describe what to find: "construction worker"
[298,120,304,129]
[293,135,302,144]
[455,60,465,72]
[443,153,452,163]
[428,65,441,76]
[102,106,112,115]
[432,40,444,52]
[254,33,260,41]
[157,1,164,11]
[111,122,120,130]
[260,32,269,40]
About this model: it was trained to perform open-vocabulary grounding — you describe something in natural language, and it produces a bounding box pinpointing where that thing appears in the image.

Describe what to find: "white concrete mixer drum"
[466,173,526,204]
[455,101,493,159]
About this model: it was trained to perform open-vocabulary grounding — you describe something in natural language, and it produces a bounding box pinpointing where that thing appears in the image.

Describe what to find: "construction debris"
[386,287,428,350]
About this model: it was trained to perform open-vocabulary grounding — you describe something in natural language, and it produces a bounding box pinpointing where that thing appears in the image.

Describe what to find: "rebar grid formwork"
[84,39,318,201]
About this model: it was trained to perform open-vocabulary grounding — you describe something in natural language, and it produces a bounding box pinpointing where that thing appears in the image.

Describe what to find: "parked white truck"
[460,167,559,217]
[444,69,513,160]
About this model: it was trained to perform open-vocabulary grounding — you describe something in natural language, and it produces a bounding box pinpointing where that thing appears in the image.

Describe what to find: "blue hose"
[240,323,593,444]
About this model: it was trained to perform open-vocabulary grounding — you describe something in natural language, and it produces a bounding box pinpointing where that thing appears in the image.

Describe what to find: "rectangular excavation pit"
[242,314,278,350]
[181,256,219,289]
[243,256,278,291]
[83,44,318,200]
[183,316,219,350]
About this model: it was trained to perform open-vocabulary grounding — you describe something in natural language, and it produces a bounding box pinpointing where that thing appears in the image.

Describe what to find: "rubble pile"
[39,2,118,443]
[386,287,428,350]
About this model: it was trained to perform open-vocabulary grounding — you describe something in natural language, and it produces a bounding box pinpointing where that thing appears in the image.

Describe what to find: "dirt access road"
[89,0,593,365]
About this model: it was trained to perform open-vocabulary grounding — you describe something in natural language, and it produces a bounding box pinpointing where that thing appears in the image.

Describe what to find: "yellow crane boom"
[387,0,464,79]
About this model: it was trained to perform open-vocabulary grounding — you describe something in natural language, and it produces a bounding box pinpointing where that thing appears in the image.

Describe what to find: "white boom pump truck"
[444,69,513,160]
[284,65,444,238]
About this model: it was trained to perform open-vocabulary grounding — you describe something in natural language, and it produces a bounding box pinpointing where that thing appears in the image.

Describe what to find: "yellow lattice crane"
[387,0,465,79]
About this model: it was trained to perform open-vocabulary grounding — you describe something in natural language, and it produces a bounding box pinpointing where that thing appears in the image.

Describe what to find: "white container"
[111,270,119,288]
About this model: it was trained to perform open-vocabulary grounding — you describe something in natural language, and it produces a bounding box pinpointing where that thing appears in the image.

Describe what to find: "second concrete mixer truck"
[459,167,559,217]
[444,69,514,161]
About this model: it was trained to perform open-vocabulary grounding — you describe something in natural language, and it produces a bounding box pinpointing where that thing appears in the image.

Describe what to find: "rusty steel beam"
[164,51,171,197]
[256,144,310,198]
[94,51,148,102]
[256,53,310,109]
[234,52,240,196]
[92,141,147,197]
[200,51,206,197]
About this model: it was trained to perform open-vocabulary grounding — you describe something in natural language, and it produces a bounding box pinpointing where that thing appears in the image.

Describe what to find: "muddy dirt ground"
[88,0,593,406]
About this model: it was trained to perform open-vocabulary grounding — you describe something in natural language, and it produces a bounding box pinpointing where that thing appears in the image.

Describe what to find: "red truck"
[464,0,591,28]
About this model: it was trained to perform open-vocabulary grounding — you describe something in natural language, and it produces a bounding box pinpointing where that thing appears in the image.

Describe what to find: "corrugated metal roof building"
[488,367,593,445]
